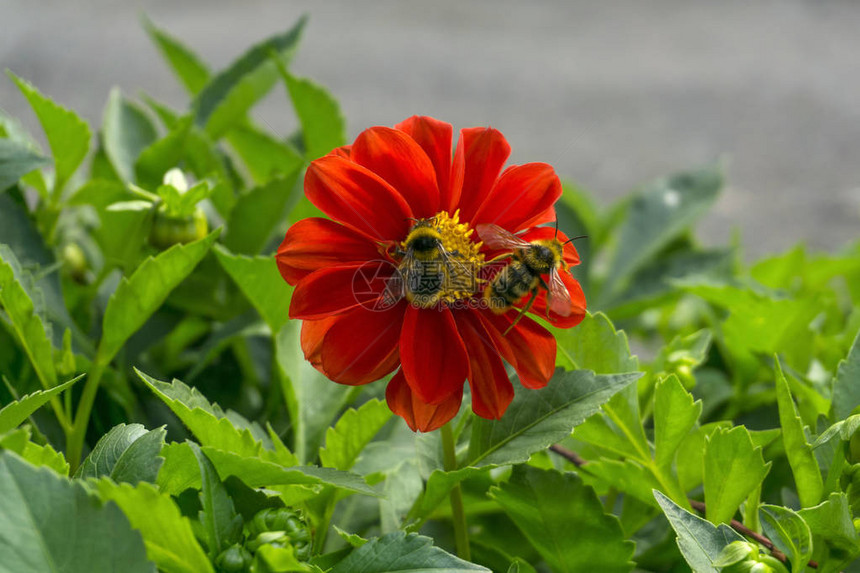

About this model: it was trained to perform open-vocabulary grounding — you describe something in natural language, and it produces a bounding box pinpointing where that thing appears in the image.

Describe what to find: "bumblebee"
[397,219,469,307]
[477,223,578,333]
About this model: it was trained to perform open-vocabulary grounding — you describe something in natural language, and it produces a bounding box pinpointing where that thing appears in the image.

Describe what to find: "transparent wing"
[476,223,531,250]
[547,268,573,317]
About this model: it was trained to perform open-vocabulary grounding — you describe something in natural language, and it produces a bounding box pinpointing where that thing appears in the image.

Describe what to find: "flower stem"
[66,361,105,473]
[440,422,470,561]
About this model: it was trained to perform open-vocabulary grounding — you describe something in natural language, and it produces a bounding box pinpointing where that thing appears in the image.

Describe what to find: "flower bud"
[148,206,208,250]
[215,544,252,572]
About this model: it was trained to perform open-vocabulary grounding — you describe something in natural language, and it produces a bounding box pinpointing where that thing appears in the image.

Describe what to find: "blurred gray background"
[2,0,858,258]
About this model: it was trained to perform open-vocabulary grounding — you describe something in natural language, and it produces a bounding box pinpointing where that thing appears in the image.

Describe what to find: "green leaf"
[0,245,58,390]
[226,124,304,185]
[654,374,702,468]
[213,245,291,332]
[490,466,634,573]
[8,71,91,194]
[774,359,822,508]
[75,423,165,484]
[223,174,301,255]
[134,117,192,189]
[157,443,377,498]
[137,370,268,458]
[0,139,50,192]
[703,426,771,524]
[102,88,158,183]
[327,531,488,573]
[188,442,243,558]
[0,450,155,573]
[319,399,392,471]
[282,71,346,159]
[654,490,744,573]
[0,376,79,434]
[98,229,219,364]
[0,427,69,475]
[143,17,211,95]
[552,312,638,373]
[467,369,640,467]
[832,329,860,420]
[579,458,662,507]
[759,504,812,572]
[192,17,307,137]
[797,493,859,552]
[96,479,214,573]
[602,163,722,298]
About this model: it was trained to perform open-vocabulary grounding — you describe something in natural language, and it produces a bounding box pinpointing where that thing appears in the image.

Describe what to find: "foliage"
[0,14,859,573]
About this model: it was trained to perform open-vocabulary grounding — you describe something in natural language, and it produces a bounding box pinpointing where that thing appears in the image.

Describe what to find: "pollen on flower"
[398,210,485,306]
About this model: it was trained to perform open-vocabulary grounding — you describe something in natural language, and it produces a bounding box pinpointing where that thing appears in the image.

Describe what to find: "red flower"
[277,116,586,431]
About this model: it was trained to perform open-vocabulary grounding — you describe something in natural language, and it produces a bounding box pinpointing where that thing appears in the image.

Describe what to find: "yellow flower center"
[398,210,485,307]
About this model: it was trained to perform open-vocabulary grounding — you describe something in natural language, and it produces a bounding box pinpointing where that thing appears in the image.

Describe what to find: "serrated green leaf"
[143,17,211,95]
[774,359,822,508]
[8,71,91,195]
[552,312,638,373]
[188,442,243,558]
[137,370,268,458]
[759,504,812,572]
[328,531,488,573]
[76,423,166,485]
[0,427,69,475]
[98,229,219,364]
[97,479,214,573]
[0,376,78,434]
[0,245,59,390]
[602,163,722,298]
[0,450,155,573]
[579,458,662,507]
[654,490,744,573]
[703,426,771,524]
[319,399,392,471]
[797,493,859,551]
[490,466,634,573]
[405,466,490,530]
[832,329,860,420]
[223,174,301,255]
[226,124,304,185]
[281,71,346,160]
[193,17,306,137]
[102,88,158,183]
[157,443,377,498]
[654,374,702,468]
[213,245,291,332]
[0,139,50,192]
[467,369,640,467]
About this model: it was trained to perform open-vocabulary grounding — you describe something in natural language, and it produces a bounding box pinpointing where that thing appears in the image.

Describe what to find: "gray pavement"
[2,0,858,258]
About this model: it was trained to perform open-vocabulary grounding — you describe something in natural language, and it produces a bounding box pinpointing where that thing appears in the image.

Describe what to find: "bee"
[397,219,468,307]
[477,222,581,334]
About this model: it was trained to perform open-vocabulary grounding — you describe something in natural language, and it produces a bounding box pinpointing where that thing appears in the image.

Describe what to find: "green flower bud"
[61,243,89,283]
[148,206,208,250]
[215,543,252,572]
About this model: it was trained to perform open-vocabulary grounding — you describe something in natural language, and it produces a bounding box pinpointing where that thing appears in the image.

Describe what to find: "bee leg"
[504,290,538,336]
[487,253,513,263]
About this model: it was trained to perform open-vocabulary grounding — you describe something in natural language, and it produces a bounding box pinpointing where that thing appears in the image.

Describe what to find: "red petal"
[327,145,352,158]
[400,305,469,404]
[472,163,562,232]
[290,262,399,320]
[301,316,338,370]
[395,116,453,212]
[456,311,514,419]
[276,218,382,285]
[319,305,403,385]
[528,271,587,328]
[386,370,463,432]
[351,126,440,219]
[454,127,511,221]
[478,311,556,389]
[305,156,413,240]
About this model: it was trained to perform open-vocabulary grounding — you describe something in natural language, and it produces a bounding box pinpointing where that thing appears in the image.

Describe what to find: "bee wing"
[476,223,531,250]
[547,268,573,317]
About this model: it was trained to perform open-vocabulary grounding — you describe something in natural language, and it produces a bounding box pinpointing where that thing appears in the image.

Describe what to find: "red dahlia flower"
[277,116,586,432]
